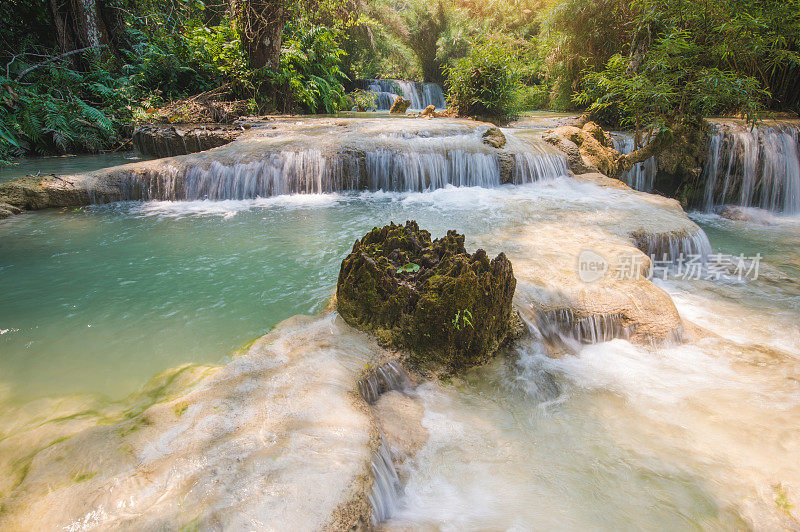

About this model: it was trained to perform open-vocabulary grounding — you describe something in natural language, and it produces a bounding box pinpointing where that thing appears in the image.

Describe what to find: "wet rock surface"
[482,126,507,148]
[132,124,243,158]
[337,221,517,372]
[543,121,621,176]
[389,97,411,114]
[420,105,436,118]
[0,176,93,213]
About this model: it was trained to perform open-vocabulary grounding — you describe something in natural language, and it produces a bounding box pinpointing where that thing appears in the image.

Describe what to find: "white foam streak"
[134,194,341,218]
[541,340,741,404]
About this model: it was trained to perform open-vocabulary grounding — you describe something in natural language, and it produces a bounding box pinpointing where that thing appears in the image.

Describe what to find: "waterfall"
[365,149,500,190]
[536,309,634,347]
[368,438,403,525]
[702,122,800,213]
[358,361,409,405]
[631,230,713,261]
[362,79,447,111]
[612,133,657,192]
[118,132,569,201]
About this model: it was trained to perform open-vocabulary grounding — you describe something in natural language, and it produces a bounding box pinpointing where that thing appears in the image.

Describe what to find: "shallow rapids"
[1,173,799,529]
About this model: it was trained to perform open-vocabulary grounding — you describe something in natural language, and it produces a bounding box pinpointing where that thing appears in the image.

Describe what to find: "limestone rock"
[389,98,411,114]
[336,221,517,372]
[433,108,459,118]
[482,127,507,149]
[572,172,631,190]
[582,121,614,148]
[542,129,593,174]
[0,201,22,219]
[420,105,436,118]
[497,152,515,184]
[132,124,242,158]
[375,391,428,461]
[544,122,621,176]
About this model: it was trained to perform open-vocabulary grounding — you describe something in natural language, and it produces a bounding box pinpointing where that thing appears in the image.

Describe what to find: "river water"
[1,150,799,528]
[0,152,148,183]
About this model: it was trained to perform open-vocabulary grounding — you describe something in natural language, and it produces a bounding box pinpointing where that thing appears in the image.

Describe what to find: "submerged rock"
[337,221,517,372]
[389,97,411,114]
[0,315,385,530]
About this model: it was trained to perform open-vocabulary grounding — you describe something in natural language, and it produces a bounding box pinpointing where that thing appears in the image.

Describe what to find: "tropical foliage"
[445,38,521,121]
[0,0,798,161]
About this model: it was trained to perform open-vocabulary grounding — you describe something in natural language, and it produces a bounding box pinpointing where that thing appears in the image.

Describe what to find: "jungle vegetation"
[1,0,798,160]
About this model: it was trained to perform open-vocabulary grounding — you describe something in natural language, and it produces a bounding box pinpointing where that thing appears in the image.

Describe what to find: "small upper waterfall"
[361,79,447,110]
[702,121,800,213]
[119,122,570,201]
[612,132,657,192]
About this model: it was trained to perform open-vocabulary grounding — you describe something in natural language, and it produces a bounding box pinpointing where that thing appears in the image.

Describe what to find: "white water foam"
[131,194,342,218]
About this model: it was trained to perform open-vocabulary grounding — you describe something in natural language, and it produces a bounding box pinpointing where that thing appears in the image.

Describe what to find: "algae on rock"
[336,221,517,372]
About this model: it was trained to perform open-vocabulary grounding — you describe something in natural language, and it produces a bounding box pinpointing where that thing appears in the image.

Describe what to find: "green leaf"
[396,263,421,274]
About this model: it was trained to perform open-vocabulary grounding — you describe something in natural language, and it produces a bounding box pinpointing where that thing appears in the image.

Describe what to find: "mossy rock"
[389,98,411,114]
[336,221,517,372]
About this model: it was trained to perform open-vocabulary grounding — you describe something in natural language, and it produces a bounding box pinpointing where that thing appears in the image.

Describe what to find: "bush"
[271,25,349,114]
[512,84,550,112]
[445,38,521,122]
[1,64,124,161]
[347,89,377,111]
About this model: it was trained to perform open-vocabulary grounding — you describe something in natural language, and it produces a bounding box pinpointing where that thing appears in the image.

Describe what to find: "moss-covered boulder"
[336,221,517,372]
[389,97,411,114]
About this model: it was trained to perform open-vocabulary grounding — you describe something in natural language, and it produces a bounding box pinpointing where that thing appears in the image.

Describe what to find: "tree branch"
[614,129,677,177]
[15,45,104,81]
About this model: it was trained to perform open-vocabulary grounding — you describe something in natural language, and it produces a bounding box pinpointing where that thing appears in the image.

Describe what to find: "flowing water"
[359,79,447,110]
[2,125,800,529]
[612,132,658,192]
[387,210,800,530]
[702,120,800,213]
[91,119,568,201]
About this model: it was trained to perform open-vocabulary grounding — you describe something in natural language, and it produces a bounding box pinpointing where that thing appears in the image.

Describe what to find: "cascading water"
[362,79,447,110]
[612,132,657,192]
[117,125,570,201]
[702,122,800,213]
[368,437,403,525]
[536,308,634,347]
[632,229,713,260]
[358,360,409,405]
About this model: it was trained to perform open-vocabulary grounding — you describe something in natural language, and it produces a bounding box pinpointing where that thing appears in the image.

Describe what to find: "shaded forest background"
[1,0,799,160]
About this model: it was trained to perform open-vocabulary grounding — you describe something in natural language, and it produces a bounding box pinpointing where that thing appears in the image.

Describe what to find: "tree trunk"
[49,0,76,55]
[614,131,676,177]
[48,0,102,67]
[98,0,134,57]
[407,0,446,83]
[235,0,286,71]
[71,0,101,51]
